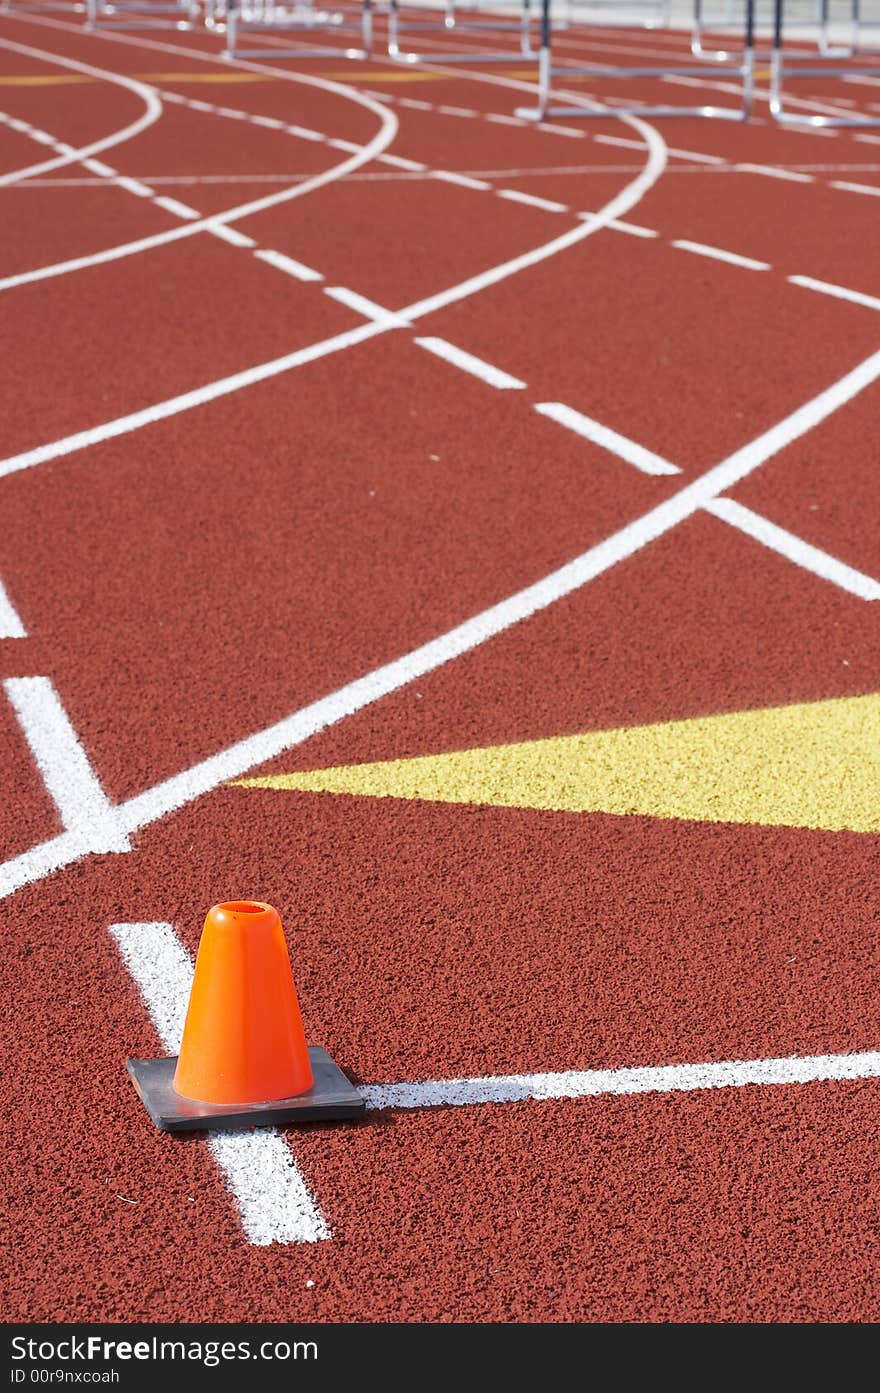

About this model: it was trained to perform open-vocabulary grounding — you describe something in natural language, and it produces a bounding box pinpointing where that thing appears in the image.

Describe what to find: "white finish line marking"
[361,1049,880,1111]
[705,498,880,601]
[415,336,526,390]
[5,677,130,854]
[671,239,770,272]
[0,576,27,638]
[109,922,330,1246]
[788,274,880,313]
[534,402,681,476]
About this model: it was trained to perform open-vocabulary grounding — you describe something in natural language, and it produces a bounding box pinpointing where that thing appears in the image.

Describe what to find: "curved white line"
[0,36,161,186]
[0,40,398,291]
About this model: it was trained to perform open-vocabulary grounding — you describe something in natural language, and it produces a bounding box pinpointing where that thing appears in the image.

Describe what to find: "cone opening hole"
[221,900,268,916]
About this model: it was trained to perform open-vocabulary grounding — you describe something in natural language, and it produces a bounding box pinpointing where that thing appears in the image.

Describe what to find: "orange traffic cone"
[126,900,365,1132]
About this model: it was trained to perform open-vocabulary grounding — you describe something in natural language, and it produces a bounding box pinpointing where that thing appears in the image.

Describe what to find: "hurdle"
[225,0,372,58]
[387,0,539,65]
[516,0,756,120]
[84,0,198,27]
[770,0,880,125]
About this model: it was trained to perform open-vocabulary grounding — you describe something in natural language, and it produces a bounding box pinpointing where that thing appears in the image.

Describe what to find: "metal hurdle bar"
[387,0,539,64]
[85,0,198,27]
[770,0,880,124]
[516,0,755,120]
[225,0,372,58]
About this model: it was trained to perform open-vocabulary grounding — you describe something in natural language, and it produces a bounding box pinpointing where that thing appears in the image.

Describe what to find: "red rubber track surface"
[1,3,879,1325]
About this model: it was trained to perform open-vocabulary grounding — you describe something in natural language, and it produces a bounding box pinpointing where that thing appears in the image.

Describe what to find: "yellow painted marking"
[234,693,880,833]
[0,74,91,86]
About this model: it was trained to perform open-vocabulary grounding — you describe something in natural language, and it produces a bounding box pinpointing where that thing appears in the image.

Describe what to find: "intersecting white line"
[534,402,681,476]
[110,922,330,1246]
[5,677,130,854]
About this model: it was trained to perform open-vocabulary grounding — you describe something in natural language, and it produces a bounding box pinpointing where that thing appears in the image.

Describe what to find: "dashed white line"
[536,122,586,139]
[666,146,726,165]
[578,210,658,238]
[399,98,432,111]
[110,921,330,1246]
[437,104,477,117]
[254,247,324,282]
[207,223,257,249]
[497,188,569,213]
[0,577,27,638]
[250,113,285,129]
[153,195,200,220]
[324,286,411,328]
[431,169,492,191]
[285,124,324,141]
[5,677,130,854]
[485,112,526,127]
[594,133,644,151]
[706,498,880,601]
[788,274,880,313]
[736,163,815,183]
[114,175,154,198]
[82,157,117,177]
[830,179,880,196]
[534,402,681,477]
[380,153,427,171]
[415,336,526,390]
[327,137,362,153]
[671,238,770,272]
[853,132,880,145]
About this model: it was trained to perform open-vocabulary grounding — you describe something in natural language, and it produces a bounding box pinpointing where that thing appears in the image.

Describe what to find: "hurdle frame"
[225,0,372,59]
[387,0,539,65]
[769,0,880,125]
[84,0,198,29]
[516,0,756,120]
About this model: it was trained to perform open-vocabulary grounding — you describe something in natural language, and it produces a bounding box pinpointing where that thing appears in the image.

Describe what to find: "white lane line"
[736,163,815,183]
[0,36,161,187]
[327,137,361,153]
[82,157,117,177]
[250,113,285,129]
[187,98,213,113]
[536,122,586,138]
[360,1048,880,1111]
[830,179,880,196]
[0,320,389,484]
[4,677,130,853]
[114,175,154,198]
[431,169,492,191]
[399,98,432,110]
[3,341,879,902]
[379,153,427,171]
[579,210,658,238]
[285,124,324,141]
[153,195,200,220]
[707,499,880,601]
[789,274,880,313]
[485,112,526,126]
[854,133,880,145]
[437,104,477,117]
[254,247,323,282]
[207,223,256,249]
[594,133,644,151]
[671,239,770,272]
[497,188,569,213]
[415,336,526,390]
[666,146,726,165]
[110,922,330,1246]
[324,286,411,328]
[0,577,27,638]
[534,402,681,477]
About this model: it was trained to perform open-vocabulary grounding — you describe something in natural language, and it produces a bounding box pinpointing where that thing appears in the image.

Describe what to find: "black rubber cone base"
[126,1046,366,1132]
